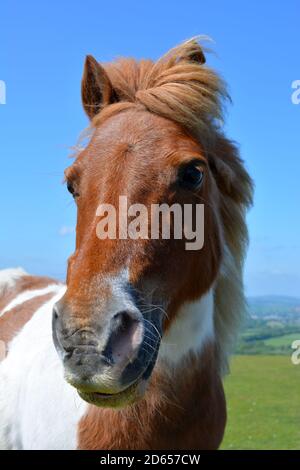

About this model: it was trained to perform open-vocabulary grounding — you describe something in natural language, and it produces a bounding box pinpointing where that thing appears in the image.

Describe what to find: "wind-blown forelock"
[98,38,228,141]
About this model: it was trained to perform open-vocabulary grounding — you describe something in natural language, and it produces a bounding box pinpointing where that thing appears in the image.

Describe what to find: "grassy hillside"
[236,324,300,355]
[264,333,300,348]
[221,355,300,450]
[236,296,300,355]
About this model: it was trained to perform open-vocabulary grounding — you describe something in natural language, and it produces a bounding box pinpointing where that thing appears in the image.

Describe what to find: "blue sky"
[0,1,299,296]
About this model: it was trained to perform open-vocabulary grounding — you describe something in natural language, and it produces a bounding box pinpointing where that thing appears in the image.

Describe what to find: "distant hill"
[236,296,300,355]
[247,295,300,320]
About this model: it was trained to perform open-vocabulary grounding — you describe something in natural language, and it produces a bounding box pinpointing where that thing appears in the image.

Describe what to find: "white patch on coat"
[0,286,88,450]
[0,267,27,295]
[0,284,62,318]
[158,289,214,365]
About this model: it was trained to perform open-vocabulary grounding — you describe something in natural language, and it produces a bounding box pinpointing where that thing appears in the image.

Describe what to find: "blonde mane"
[91,38,254,373]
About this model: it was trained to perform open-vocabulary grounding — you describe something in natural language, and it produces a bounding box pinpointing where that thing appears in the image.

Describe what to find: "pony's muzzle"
[52,301,161,401]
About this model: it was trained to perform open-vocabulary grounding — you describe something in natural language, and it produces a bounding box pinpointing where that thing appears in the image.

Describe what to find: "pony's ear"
[157,38,206,71]
[175,39,206,65]
[81,55,116,119]
[185,41,206,65]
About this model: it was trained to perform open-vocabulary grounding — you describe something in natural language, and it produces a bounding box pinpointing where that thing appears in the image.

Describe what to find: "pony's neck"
[78,343,226,449]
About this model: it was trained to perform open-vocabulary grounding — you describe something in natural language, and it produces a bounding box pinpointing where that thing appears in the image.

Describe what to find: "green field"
[264,334,300,347]
[221,355,300,449]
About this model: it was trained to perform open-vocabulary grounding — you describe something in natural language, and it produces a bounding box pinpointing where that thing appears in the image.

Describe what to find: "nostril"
[52,304,65,358]
[112,311,137,333]
[103,310,143,365]
[53,306,59,321]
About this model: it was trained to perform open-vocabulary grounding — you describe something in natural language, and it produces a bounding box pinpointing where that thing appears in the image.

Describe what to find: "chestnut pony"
[0,39,253,450]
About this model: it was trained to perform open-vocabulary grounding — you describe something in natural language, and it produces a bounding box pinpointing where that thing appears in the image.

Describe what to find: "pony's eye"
[178,163,204,190]
[67,181,78,198]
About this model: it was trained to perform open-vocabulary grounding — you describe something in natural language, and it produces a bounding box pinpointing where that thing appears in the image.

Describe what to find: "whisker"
[143,318,162,340]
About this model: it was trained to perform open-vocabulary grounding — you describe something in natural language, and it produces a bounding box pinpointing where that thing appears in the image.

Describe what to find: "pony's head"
[52,39,253,408]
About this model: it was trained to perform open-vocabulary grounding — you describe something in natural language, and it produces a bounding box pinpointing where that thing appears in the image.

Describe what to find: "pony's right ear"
[81,55,116,120]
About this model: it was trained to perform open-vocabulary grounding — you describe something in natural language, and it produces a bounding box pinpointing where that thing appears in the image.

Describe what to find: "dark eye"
[66,181,79,198]
[178,162,205,190]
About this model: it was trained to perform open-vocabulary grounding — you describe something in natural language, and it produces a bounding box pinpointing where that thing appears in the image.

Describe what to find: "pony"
[0,38,253,450]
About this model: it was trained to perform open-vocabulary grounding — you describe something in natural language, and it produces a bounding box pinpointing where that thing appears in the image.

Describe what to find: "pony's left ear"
[81,55,116,119]
[168,38,206,65]
[182,40,206,64]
